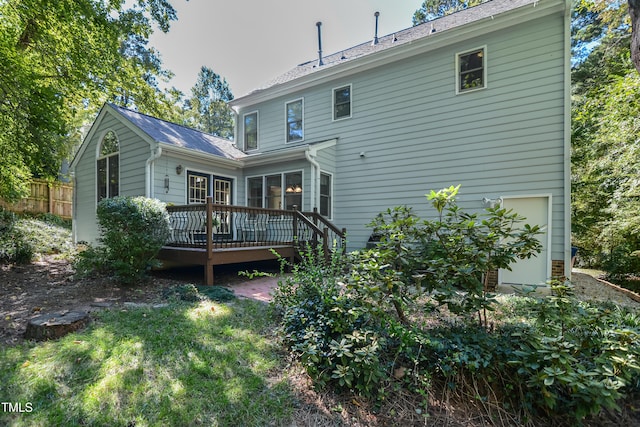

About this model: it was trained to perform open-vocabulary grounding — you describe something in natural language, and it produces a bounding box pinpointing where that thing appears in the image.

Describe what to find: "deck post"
[323,227,329,262]
[292,205,298,245]
[205,196,214,285]
[341,227,347,254]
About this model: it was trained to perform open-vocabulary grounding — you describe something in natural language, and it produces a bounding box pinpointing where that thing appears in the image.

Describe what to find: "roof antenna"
[316,22,324,66]
[372,12,380,45]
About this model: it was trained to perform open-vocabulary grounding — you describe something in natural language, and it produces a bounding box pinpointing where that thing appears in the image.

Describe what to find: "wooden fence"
[0,179,73,219]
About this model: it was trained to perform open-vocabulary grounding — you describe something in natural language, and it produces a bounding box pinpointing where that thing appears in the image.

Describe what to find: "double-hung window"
[285,98,303,142]
[333,85,352,120]
[456,47,486,94]
[244,112,258,151]
[97,130,119,202]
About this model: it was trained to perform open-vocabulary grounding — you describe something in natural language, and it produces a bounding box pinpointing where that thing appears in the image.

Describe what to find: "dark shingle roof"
[109,104,246,160]
[247,0,537,95]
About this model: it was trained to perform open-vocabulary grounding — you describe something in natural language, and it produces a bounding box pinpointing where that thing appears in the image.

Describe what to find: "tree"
[0,0,180,202]
[412,0,486,25]
[183,66,235,139]
[571,0,640,274]
[630,0,640,73]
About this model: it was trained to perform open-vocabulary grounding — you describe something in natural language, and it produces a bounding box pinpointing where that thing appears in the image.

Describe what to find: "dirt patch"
[571,271,640,309]
[0,256,281,346]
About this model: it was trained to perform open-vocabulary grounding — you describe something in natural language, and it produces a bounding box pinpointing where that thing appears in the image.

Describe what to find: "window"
[244,112,258,151]
[247,172,303,210]
[320,172,332,218]
[247,177,263,208]
[333,85,351,120]
[457,47,486,93]
[97,130,119,202]
[188,172,209,204]
[265,175,282,209]
[285,98,303,142]
[284,172,302,210]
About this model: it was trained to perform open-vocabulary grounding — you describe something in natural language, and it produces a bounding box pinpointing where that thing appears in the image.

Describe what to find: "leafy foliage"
[76,196,170,284]
[0,209,73,264]
[272,187,639,424]
[412,0,485,25]
[352,186,541,327]
[570,0,640,280]
[0,0,181,201]
[182,66,235,139]
[271,246,389,398]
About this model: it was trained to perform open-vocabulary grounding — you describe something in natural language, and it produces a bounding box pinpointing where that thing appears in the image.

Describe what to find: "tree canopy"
[412,0,486,25]
[0,0,181,201]
[571,0,640,272]
[182,66,235,139]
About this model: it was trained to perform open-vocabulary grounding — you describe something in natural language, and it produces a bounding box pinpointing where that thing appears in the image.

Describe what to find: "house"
[71,0,571,286]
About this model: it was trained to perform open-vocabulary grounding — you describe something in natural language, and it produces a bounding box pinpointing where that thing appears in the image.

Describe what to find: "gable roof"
[232,0,563,104]
[108,104,246,160]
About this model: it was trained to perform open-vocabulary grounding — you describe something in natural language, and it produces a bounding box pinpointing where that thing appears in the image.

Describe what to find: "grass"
[0,300,294,427]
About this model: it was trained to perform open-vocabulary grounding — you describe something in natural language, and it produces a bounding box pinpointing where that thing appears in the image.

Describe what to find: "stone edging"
[593,277,640,303]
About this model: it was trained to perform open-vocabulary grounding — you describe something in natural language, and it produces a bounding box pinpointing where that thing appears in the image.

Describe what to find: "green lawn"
[0,299,294,427]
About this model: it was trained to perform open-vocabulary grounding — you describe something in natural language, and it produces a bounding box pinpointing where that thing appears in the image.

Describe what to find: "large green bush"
[353,185,542,327]
[271,246,389,398]
[76,196,170,284]
[271,187,640,424]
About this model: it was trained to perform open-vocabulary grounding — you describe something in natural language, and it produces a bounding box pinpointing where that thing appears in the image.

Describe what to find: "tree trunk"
[630,0,640,74]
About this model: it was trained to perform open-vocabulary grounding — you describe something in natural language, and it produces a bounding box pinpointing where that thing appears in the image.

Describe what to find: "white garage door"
[499,196,550,286]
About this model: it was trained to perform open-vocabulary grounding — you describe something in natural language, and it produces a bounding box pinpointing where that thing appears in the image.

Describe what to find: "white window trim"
[455,45,487,95]
[319,171,334,220]
[243,110,259,152]
[245,170,304,211]
[285,97,304,143]
[332,84,352,121]
[184,167,236,205]
[95,129,120,203]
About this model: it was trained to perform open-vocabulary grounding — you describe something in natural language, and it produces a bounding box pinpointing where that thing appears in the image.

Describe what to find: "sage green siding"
[235,14,568,257]
[74,112,151,244]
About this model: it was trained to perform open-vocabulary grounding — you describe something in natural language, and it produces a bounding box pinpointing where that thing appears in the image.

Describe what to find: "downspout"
[71,171,77,243]
[305,148,321,211]
[145,145,162,198]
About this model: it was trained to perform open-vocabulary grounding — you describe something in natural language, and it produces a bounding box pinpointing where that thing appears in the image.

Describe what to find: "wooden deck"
[156,198,345,285]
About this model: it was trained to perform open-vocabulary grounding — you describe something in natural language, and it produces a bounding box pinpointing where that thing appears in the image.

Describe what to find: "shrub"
[489,281,640,422]
[0,208,33,264]
[354,185,542,327]
[271,246,389,398]
[76,196,170,284]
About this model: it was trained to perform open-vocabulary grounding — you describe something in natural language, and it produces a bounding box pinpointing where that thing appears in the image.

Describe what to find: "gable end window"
[97,130,119,202]
[285,98,304,142]
[456,47,486,94]
[333,85,352,120]
[244,112,258,151]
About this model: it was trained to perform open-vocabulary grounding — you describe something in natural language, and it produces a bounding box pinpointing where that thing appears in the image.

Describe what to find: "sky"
[149,0,422,98]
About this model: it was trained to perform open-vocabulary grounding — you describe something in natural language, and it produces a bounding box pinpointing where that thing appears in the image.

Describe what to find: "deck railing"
[164,197,345,256]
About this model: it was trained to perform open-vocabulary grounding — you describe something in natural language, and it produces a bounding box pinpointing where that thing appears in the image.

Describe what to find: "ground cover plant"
[271,188,640,425]
[0,299,294,427]
[0,208,74,264]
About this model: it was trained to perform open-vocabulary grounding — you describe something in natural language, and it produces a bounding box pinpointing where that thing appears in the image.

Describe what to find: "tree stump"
[24,311,90,341]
